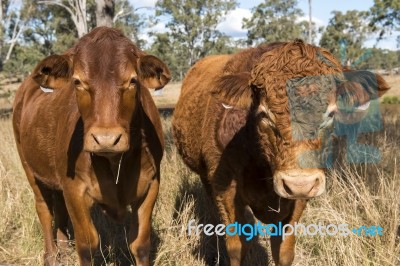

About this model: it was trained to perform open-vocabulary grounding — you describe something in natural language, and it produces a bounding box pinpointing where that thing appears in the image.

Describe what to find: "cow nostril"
[113,134,122,146]
[310,178,320,192]
[282,181,293,196]
[92,134,100,145]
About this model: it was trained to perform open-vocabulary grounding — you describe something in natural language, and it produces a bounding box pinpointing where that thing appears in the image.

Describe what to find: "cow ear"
[375,73,390,97]
[211,72,253,109]
[337,70,391,113]
[32,55,71,89]
[138,55,171,89]
[343,70,390,99]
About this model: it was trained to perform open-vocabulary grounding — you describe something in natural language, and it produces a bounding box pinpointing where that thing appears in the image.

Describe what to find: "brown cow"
[172,40,389,265]
[13,27,170,266]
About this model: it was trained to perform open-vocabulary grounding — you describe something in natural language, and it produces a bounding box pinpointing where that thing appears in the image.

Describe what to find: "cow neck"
[108,153,124,184]
[91,102,143,185]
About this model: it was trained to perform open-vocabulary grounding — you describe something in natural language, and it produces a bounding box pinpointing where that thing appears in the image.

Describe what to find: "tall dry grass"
[0,107,399,265]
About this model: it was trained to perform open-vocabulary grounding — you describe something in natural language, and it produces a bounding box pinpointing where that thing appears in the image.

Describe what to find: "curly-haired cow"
[172,40,389,265]
[13,27,170,266]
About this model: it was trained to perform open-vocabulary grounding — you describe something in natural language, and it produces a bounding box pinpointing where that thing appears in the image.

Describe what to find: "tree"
[95,0,114,27]
[38,0,89,37]
[361,48,399,71]
[153,0,237,77]
[242,0,304,45]
[113,1,147,47]
[0,0,6,68]
[369,0,400,45]
[37,0,146,38]
[298,19,322,45]
[1,0,35,65]
[319,10,370,67]
[23,2,78,55]
[1,0,146,76]
[2,1,78,75]
[308,0,312,43]
[148,31,238,80]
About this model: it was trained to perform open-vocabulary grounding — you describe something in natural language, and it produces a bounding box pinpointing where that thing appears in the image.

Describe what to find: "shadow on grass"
[59,205,161,266]
[172,175,269,266]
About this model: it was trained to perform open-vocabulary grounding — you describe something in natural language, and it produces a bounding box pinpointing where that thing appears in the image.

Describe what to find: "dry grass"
[151,83,182,108]
[0,119,43,264]
[0,107,399,265]
[384,75,400,97]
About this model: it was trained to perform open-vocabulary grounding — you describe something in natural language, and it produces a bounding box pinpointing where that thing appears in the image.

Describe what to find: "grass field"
[0,102,399,265]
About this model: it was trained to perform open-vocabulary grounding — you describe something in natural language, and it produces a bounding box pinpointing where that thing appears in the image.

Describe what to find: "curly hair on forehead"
[249,40,344,139]
[250,39,343,91]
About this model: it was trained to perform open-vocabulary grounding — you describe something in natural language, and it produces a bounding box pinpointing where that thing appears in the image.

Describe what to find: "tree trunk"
[39,0,88,37]
[75,0,88,37]
[0,0,3,67]
[308,0,312,44]
[4,13,24,63]
[96,0,114,27]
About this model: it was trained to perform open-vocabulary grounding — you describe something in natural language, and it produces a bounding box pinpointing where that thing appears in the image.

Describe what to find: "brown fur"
[172,40,389,265]
[13,27,170,266]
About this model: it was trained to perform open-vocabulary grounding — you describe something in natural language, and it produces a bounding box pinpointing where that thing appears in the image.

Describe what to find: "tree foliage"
[319,10,370,67]
[369,0,400,44]
[0,0,399,79]
[242,0,305,45]
[96,0,114,27]
[361,48,399,70]
[0,0,145,74]
[38,0,89,37]
[151,0,237,79]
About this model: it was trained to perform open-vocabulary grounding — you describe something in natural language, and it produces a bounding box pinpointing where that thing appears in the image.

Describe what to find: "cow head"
[32,27,171,156]
[213,40,389,199]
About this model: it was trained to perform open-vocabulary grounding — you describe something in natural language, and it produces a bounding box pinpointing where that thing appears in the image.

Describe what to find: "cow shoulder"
[216,106,248,149]
[211,72,253,109]
[211,72,253,149]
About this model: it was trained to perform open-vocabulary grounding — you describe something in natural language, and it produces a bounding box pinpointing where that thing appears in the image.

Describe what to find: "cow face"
[32,28,170,156]
[213,41,389,199]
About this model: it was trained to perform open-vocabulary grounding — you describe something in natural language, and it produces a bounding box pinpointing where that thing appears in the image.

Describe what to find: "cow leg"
[270,199,307,266]
[63,183,98,266]
[22,165,57,266]
[34,183,57,266]
[128,178,159,266]
[53,191,70,250]
[214,179,249,266]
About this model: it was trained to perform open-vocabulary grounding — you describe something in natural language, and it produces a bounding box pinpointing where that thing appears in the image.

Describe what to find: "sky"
[129,0,398,50]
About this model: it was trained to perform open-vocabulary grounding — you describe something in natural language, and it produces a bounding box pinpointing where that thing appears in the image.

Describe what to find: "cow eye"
[130,78,137,85]
[73,78,89,91]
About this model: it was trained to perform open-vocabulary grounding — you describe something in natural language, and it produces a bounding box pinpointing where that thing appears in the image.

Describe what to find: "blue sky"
[129,0,397,50]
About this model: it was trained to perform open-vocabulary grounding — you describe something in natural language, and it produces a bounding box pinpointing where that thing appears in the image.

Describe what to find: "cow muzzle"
[273,169,325,199]
[84,126,129,154]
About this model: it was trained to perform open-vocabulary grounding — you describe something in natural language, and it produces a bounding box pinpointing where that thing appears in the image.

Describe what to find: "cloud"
[136,22,165,48]
[217,8,252,38]
[217,10,326,39]
[297,16,326,27]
